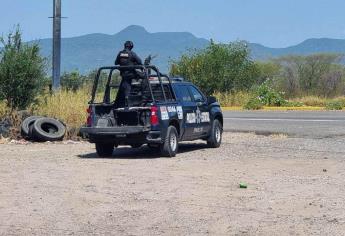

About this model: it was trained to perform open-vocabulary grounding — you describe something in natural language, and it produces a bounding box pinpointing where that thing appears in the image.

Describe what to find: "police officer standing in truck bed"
[115,41,142,107]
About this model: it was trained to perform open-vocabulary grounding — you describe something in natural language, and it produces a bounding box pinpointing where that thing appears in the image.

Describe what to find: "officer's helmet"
[124,41,134,50]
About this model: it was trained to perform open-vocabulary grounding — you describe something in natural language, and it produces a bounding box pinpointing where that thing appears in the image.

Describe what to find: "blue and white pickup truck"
[80,65,223,157]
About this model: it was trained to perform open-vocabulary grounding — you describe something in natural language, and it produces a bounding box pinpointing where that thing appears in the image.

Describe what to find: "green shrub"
[0,26,46,110]
[325,100,343,110]
[243,97,263,110]
[334,97,345,106]
[255,81,288,106]
[285,101,304,107]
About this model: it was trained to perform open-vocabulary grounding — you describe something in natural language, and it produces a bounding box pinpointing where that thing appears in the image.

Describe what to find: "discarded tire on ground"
[20,116,42,138]
[31,117,66,142]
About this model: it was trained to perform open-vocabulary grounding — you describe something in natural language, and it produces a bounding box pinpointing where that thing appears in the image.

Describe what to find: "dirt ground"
[0,132,345,235]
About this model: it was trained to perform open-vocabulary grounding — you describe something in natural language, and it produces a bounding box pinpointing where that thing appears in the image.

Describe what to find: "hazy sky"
[1,0,345,47]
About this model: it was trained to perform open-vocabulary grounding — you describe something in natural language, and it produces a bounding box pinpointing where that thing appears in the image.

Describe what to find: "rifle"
[144,54,158,66]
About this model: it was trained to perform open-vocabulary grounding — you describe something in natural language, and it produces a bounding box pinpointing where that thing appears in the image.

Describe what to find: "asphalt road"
[223,110,345,138]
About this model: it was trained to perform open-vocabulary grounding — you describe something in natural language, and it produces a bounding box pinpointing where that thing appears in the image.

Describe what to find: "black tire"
[131,143,143,148]
[29,123,35,139]
[21,116,42,138]
[31,118,66,142]
[96,143,114,157]
[160,126,178,157]
[207,119,222,148]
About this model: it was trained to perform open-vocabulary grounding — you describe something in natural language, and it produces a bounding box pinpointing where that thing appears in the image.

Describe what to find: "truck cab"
[80,65,223,157]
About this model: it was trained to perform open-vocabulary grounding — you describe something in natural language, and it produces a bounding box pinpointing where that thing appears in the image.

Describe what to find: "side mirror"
[207,96,217,104]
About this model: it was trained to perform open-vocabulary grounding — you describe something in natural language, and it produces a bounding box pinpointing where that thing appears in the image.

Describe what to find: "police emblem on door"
[196,107,201,124]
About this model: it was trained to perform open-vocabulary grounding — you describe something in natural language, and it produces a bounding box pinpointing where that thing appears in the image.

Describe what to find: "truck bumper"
[80,126,162,144]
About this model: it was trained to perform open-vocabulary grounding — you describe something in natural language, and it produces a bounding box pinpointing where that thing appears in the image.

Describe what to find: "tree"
[61,71,86,91]
[273,54,345,97]
[299,54,341,93]
[318,66,344,97]
[0,27,46,110]
[255,61,281,84]
[273,55,303,97]
[170,41,259,94]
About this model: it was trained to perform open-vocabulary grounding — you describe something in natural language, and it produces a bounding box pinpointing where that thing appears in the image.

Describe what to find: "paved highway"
[222,110,345,138]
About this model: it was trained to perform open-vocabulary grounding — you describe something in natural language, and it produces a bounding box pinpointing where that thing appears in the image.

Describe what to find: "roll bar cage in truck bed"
[89,65,177,105]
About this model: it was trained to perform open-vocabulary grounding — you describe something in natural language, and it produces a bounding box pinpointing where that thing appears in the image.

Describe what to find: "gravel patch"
[0,132,344,235]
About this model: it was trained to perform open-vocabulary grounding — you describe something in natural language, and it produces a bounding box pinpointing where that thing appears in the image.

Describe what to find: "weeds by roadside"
[213,91,251,107]
[289,96,328,107]
[30,88,90,139]
[243,82,288,110]
[325,100,344,110]
[2,86,345,141]
[0,102,9,118]
[243,97,263,110]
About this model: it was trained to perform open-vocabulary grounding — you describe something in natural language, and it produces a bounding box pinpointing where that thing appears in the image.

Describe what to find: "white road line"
[224,118,345,122]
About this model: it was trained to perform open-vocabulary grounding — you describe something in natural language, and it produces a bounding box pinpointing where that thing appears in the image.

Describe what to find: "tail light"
[86,107,92,126]
[150,106,159,126]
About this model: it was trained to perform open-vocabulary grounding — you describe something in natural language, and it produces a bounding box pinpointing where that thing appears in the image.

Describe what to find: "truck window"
[163,84,175,101]
[176,85,192,102]
[189,86,205,102]
[150,84,175,102]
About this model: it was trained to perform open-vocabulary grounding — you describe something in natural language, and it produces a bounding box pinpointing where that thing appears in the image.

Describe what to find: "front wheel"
[95,143,114,157]
[207,119,222,148]
[160,126,178,157]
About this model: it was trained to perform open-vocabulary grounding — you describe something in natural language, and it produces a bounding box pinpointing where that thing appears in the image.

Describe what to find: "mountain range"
[32,25,345,74]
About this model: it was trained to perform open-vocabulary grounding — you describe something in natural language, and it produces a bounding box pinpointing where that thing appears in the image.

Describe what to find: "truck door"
[188,85,211,137]
[175,85,197,139]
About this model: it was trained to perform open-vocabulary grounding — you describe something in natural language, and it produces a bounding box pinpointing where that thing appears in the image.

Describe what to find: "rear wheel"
[207,119,222,148]
[160,126,178,157]
[95,143,114,157]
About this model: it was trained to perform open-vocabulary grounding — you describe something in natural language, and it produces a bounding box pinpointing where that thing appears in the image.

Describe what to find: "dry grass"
[31,88,91,135]
[262,106,326,111]
[0,105,27,139]
[213,91,251,107]
[218,93,345,110]
[0,135,10,144]
[222,106,326,111]
[289,96,345,107]
[289,96,327,107]
[1,89,91,140]
[3,87,345,140]
[0,101,10,118]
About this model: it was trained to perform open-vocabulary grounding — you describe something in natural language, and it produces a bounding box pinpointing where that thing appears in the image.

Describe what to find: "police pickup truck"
[80,65,223,157]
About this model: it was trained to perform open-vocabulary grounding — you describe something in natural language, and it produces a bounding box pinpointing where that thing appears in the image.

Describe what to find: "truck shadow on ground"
[78,142,208,159]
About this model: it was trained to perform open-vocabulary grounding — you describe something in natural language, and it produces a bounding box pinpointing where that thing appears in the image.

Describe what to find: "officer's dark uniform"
[114,41,142,107]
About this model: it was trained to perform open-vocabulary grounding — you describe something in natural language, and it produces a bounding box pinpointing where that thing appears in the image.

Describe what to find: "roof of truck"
[148,76,191,85]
